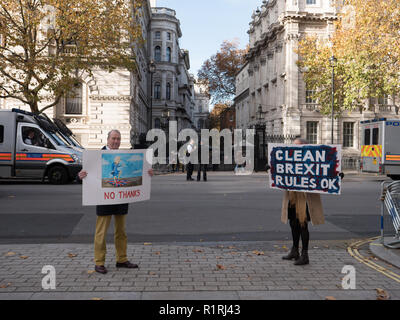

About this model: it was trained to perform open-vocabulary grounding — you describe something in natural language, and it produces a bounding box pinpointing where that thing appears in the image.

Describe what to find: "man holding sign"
[79,130,154,275]
[267,138,343,266]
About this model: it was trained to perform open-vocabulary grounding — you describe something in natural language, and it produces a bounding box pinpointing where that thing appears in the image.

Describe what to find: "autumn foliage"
[198,40,247,104]
[0,0,144,114]
[297,0,400,114]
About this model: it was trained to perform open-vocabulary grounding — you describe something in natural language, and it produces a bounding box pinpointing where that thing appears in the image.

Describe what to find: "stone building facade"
[235,0,400,164]
[193,82,210,131]
[150,7,198,133]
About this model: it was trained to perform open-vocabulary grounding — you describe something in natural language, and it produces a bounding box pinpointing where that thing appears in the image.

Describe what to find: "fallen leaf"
[87,270,96,275]
[5,252,16,256]
[143,242,152,245]
[199,239,204,242]
[92,298,103,301]
[252,250,265,256]
[325,296,336,300]
[216,256,223,259]
[216,264,226,270]
[282,245,288,250]
[376,288,390,300]
[230,251,238,255]
[149,272,156,276]
[20,256,29,259]
[193,249,204,253]
[217,245,224,248]
[228,246,236,249]
[153,252,161,255]
[185,259,191,263]
[68,253,77,258]
[0,283,11,288]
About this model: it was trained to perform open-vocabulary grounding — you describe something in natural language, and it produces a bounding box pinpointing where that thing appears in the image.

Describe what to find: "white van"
[360,118,400,180]
[0,109,83,184]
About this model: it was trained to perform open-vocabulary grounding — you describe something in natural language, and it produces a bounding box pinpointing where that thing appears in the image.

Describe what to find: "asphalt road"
[0,172,392,244]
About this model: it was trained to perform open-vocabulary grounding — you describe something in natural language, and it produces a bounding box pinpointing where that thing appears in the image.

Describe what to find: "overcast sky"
[155,0,262,77]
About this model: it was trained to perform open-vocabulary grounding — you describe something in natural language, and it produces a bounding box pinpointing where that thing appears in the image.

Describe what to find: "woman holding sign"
[268,138,343,266]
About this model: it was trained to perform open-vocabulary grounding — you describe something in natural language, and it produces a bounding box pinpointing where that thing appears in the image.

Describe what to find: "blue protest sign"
[268,144,342,195]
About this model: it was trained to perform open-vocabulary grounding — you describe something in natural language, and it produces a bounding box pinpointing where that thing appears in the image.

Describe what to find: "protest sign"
[268,144,342,195]
[82,149,153,206]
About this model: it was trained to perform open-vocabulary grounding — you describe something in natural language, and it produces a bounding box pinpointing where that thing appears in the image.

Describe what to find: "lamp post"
[256,104,266,171]
[329,55,337,144]
[148,60,156,130]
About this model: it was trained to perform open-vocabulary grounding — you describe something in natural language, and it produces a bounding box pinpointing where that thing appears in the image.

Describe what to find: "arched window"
[66,82,82,114]
[166,47,171,62]
[154,82,161,99]
[166,83,171,100]
[154,46,161,62]
[155,118,161,129]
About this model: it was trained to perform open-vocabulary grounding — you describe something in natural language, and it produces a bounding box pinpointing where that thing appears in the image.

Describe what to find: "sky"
[155,0,262,77]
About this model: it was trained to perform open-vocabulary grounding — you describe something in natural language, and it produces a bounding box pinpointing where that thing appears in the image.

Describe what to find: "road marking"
[348,237,400,283]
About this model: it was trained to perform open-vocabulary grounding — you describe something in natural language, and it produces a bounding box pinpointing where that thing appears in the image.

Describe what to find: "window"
[343,122,354,148]
[372,128,379,145]
[154,82,161,99]
[305,88,317,104]
[0,125,3,143]
[364,129,371,145]
[65,82,82,115]
[166,83,171,100]
[155,118,161,129]
[154,31,161,40]
[167,32,171,40]
[306,0,316,4]
[154,46,161,62]
[306,121,318,144]
[166,47,171,62]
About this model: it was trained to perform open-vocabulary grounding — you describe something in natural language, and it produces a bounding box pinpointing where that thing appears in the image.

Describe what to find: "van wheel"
[48,166,68,185]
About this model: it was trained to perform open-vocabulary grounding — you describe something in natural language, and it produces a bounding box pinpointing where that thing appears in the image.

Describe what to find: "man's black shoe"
[116,261,139,269]
[95,265,108,274]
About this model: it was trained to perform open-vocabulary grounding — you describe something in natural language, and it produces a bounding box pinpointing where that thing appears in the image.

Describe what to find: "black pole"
[331,63,335,144]
[149,72,153,130]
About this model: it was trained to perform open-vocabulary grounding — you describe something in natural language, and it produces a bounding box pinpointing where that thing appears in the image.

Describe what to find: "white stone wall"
[239,0,400,162]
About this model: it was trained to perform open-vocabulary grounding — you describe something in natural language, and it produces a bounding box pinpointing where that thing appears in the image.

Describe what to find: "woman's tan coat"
[281,191,325,226]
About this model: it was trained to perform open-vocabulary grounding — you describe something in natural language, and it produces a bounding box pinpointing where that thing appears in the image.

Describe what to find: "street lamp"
[148,60,156,130]
[255,104,266,171]
[329,55,337,144]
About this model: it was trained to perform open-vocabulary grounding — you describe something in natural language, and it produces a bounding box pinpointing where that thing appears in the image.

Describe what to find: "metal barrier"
[380,180,400,248]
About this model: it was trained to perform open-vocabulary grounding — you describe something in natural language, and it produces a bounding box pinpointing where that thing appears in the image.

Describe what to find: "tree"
[0,0,144,114]
[297,0,400,114]
[208,103,230,130]
[198,40,247,104]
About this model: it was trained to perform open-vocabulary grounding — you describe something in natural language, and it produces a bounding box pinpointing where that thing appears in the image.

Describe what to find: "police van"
[360,118,400,180]
[0,109,83,184]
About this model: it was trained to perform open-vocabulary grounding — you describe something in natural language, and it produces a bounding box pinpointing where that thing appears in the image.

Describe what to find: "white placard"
[82,149,153,206]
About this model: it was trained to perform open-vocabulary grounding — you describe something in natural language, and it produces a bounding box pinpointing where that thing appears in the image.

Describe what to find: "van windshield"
[48,131,69,147]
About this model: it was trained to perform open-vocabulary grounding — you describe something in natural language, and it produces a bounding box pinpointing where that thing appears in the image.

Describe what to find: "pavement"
[1,170,400,301]
[1,238,400,301]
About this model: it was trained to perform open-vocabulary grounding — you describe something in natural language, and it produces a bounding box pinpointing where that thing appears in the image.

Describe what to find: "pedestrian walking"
[78,129,154,274]
[196,139,207,181]
[186,138,195,181]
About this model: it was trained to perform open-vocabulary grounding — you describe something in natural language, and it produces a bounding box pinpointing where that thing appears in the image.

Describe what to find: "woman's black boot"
[282,247,300,260]
[294,249,309,265]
